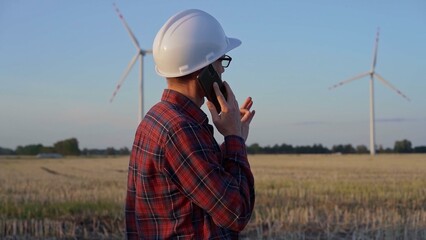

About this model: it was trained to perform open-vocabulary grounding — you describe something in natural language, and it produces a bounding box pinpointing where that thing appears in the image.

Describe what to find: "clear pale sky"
[1,0,425,150]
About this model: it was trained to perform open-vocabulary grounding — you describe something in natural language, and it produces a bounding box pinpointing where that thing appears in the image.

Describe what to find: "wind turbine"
[110,3,152,123]
[329,28,410,155]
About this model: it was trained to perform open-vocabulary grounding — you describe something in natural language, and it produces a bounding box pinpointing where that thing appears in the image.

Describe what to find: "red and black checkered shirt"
[125,89,255,239]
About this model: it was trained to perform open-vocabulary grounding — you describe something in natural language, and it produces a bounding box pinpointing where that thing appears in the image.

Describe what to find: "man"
[125,9,255,239]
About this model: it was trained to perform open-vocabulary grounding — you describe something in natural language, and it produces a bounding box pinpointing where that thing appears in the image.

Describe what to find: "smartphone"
[197,64,227,112]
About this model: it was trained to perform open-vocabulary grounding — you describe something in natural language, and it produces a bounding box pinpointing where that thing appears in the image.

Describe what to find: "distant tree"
[247,143,263,154]
[294,145,309,154]
[0,147,15,155]
[246,143,333,154]
[105,147,131,156]
[84,148,107,156]
[413,146,426,153]
[54,138,80,155]
[332,144,356,154]
[15,144,43,155]
[41,146,56,153]
[106,147,116,156]
[81,148,89,156]
[279,143,294,154]
[356,145,369,154]
[394,139,412,153]
[80,147,129,156]
[263,145,273,154]
[262,144,277,154]
[310,144,330,154]
[118,147,130,155]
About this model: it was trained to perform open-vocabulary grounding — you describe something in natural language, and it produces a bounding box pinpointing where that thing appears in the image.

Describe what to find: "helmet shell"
[153,9,241,78]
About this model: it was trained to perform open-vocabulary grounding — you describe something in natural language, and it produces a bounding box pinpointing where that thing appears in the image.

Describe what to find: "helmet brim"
[225,37,242,54]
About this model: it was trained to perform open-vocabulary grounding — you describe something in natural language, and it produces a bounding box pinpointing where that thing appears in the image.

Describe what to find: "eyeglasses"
[218,55,232,68]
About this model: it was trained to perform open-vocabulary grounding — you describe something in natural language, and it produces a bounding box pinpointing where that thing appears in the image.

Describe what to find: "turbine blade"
[110,52,140,102]
[371,27,380,72]
[374,73,411,101]
[113,3,141,50]
[329,71,370,90]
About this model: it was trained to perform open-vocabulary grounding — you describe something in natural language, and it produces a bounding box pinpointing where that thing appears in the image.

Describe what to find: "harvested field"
[1,154,425,239]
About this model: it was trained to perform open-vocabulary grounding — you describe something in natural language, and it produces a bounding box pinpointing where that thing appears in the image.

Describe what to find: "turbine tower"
[329,28,410,155]
[110,3,152,123]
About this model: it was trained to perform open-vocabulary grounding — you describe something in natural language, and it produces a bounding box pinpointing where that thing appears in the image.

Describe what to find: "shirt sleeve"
[163,122,255,232]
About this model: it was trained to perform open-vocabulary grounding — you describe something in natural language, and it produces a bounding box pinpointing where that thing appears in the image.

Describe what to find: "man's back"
[125,90,254,239]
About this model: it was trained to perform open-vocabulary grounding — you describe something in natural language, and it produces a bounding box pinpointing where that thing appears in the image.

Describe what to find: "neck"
[166,76,204,107]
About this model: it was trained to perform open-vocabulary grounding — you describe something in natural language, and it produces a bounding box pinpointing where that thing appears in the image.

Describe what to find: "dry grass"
[247,154,426,239]
[1,154,426,239]
[0,157,127,239]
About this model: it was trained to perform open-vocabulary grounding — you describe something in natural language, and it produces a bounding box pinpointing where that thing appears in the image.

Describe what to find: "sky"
[1,0,425,150]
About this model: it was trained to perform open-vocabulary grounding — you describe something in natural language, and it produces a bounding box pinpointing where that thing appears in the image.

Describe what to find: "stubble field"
[1,154,426,239]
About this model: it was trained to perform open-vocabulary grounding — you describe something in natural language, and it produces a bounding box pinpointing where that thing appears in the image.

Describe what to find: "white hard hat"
[153,9,241,78]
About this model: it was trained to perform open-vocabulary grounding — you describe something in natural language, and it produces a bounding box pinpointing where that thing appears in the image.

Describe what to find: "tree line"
[247,139,426,154]
[0,138,130,156]
[1,138,425,156]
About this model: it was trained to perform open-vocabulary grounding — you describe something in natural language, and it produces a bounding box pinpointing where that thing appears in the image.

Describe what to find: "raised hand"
[207,81,242,138]
[240,97,255,142]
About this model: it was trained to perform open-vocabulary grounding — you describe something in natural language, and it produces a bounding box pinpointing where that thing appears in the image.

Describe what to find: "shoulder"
[144,101,199,133]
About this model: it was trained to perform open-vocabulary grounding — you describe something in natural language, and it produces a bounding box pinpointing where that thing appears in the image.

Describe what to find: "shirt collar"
[161,89,209,125]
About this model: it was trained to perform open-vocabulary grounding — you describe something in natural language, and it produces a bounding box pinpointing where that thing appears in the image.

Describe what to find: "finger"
[240,98,253,120]
[212,82,228,111]
[246,99,253,110]
[247,110,256,123]
[241,109,255,124]
[223,81,236,103]
[241,98,253,113]
[241,97,253,110]
[206,100,219,120]
[223,81,239,110]
[240,109,250,122]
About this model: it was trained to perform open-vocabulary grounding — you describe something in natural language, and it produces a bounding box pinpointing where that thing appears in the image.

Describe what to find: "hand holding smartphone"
[197,64,227,112]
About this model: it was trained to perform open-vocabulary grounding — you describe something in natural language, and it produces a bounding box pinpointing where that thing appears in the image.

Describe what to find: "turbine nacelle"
[141,49,153,56]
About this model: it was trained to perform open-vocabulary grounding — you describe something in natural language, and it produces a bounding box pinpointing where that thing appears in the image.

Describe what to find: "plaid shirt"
[125,89,255,239]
